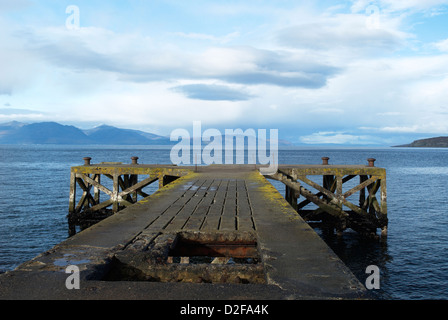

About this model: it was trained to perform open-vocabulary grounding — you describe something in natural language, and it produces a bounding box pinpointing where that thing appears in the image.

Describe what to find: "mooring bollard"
[322,157,329,165]
[367,158,376,167]
[131,156,139,165]
[83,157,91,166]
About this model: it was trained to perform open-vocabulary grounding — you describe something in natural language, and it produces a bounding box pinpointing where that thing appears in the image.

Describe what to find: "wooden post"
[94,174,101,205]
[68,171,76,214]
[335,175,345,235]
[322,175,334,201]
[159,175,164,189]
[130,174,138,202]
[68,170,77,236]
[366,179,379,216]
[285,185,291,203]
[380,176,388,239]
[291,187,298,211]
[285,185,298,210]
[336,175,343,207]
[359,175,367,207]
[113,173,119,212]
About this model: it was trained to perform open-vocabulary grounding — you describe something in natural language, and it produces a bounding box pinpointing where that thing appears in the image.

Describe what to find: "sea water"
[0,145,447,300]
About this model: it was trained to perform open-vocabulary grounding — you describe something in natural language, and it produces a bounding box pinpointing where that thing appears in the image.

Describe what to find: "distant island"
[395,136,448,148]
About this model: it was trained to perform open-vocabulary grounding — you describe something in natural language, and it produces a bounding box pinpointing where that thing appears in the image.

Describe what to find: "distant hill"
[0,121,295,146]
[82,125,171,145]
[0,122,173,145]
[395,136,448,148]
[0,122,92,144]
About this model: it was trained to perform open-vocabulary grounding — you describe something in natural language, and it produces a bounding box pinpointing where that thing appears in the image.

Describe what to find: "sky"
[1,0,448,146]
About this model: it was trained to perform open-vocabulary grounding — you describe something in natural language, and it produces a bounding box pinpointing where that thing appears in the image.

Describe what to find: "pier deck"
[0,163,376,300]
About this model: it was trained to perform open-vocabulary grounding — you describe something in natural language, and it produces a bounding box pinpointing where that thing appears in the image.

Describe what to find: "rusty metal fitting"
[367,158,376,167]
[131,156,139,164]
[83,157,92,166]
[322,157,330,165]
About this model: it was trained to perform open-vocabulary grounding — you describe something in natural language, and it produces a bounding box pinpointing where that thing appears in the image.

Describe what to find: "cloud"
[0,0,32,12]
[351,0,448,13]
[171,84,253,101]
[197,46,340,88]
[0,17,48,95]
[0,113,45,122]
[434,38,448,52]
[364,122,448,134]
[1,0,448,145]
[275,13,409,56]
[308,107,345,114]
[0,108,46,122]
[377,111,402,116]
[299,131,382,145]
[20,26,339,89]
[172,31,240,44]
[0,108,44,115]
[379,0,448,12]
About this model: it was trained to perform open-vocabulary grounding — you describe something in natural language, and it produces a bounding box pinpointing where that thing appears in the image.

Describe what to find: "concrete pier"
[0,162,383,300]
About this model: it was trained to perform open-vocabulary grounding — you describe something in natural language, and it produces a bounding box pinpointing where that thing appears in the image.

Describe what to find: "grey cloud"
[0,108,44,115]
[25,28,340,89]
[171,84,253,101]
[223,71,329,88]
[34,42,119,74]
[0,0,32,12]
[0,88,11,95]
[219,47,341,88]
[26,32,193,81]
[276,21,407,53]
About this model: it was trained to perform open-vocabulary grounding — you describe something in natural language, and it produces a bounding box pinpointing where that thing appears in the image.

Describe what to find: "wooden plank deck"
[0,164,370,300]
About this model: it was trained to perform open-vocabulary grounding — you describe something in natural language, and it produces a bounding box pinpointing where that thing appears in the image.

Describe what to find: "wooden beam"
[119,176,158,197]
[75,192,96,213]
[76,173,113,196]
[282,174,355,210]
[342,198,369,217]
[117,198,134,207]
[299,186,348,219]
[297,175,336,201]
[343,176,380,199]
[75,177,90,192]
[87,199,114,212]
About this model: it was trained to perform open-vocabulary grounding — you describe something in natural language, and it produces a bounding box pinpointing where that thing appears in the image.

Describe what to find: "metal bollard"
[83,157,91,166]
[131,156,139,165]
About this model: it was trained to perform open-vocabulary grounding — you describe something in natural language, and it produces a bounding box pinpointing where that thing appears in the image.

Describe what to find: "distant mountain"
[83,125,171,145]
[0,121,295,146]
[395,136,448,148]
[0,122,92,144]
[0,122,173,145]
[0,108,43,115]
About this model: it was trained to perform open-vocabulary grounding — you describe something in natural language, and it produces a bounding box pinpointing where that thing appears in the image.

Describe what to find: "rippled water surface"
[0,145,447,299]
